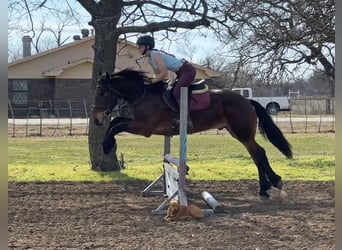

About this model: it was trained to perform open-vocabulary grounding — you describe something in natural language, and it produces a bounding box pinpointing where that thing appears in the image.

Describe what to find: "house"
[8,31,221,118]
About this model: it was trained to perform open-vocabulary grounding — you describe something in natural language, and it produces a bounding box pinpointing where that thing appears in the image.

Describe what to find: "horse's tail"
[250,100,293,159]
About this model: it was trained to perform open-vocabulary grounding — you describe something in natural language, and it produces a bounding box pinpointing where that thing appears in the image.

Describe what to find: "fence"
[8,99,90,119]
[8,97,335,137]
[8,99,90,137]
[289,97,335,115]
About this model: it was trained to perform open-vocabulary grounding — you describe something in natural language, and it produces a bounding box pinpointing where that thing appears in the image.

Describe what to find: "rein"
[94,79,147,116]
[93,83,122,116]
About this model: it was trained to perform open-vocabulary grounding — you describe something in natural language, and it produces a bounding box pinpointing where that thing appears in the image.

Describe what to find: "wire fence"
[8,97,335,137]
[8,98,90,137]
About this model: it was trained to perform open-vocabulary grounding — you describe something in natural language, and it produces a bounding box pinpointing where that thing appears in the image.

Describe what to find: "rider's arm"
[150,53,168,84]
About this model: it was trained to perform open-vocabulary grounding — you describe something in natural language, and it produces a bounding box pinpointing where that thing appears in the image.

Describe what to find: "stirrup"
[174,119,193,128]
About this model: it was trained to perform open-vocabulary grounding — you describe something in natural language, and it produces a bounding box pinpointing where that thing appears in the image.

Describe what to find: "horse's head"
[93,72,121,126]
[93,69,147,125]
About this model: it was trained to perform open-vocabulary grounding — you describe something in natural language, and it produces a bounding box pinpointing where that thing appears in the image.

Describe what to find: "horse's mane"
[113,68,166,93]
[112,69,148,85]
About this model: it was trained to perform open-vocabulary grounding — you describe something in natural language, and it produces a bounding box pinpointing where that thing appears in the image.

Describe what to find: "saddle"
[189,79,209,94]
[162,80,211,112]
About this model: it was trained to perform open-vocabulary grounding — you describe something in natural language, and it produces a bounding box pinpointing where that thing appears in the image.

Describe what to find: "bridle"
[93,73,148,118]
[93,78,123,117]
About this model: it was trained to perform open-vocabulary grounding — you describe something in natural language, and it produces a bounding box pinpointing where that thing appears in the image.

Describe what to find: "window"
[11,80,28,105]
[242,89,249,97]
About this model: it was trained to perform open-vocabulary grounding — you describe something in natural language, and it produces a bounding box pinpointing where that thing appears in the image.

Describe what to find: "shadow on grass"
[94,170,143,182]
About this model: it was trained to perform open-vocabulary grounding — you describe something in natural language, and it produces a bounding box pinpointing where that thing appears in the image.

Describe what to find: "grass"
[8,133,335,182]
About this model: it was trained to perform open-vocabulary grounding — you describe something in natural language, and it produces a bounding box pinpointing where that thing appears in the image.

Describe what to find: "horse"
[93,69,292,199]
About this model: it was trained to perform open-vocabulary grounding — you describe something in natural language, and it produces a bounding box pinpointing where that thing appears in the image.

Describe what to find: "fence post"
[318,99,322,133]
[289,110,294,133]
[39,108,43,136]
[83,98,89,134]
[68,99,72,135]
[326,98,330,115]
[8,100,15,137]
[304,99,307,133]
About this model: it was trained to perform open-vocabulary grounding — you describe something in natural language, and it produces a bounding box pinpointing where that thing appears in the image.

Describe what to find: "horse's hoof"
[259,190,270,201]
[259,194,270,201]
[274,179,283,190]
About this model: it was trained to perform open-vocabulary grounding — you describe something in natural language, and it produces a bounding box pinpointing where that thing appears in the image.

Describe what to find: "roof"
[8,36,95,67]
[42,57,93,77]
[8,35,221,80]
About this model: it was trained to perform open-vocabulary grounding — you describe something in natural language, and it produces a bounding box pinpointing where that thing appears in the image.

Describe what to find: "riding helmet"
[136,35,155,49]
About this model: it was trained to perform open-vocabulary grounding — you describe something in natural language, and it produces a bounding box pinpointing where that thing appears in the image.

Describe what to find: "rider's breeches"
[173,62,196,102]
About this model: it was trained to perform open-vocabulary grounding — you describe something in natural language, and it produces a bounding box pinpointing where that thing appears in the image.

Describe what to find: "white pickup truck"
[232,87,290,115]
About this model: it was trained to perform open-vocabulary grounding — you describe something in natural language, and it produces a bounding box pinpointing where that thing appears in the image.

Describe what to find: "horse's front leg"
[105,117,133,136]
[103,117,133,154]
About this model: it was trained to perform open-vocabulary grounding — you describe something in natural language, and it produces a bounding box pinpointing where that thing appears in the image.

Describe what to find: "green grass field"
[8,133,335,182]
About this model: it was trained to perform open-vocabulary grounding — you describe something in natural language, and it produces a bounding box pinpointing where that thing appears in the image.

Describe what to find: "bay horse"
[93,69,292,199]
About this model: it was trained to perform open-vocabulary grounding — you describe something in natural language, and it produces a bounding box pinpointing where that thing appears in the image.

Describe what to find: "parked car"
[232,87,290,115]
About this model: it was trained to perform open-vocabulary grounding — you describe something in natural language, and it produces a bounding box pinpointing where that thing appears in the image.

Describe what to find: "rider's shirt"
[149,50,185,72]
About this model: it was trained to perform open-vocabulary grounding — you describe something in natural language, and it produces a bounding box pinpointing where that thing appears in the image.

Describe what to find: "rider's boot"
[174,95,193,128]
[186,95,193,128]
[186,111,193,128]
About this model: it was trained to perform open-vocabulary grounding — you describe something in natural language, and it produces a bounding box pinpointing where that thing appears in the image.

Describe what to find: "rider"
[136,34,195,127]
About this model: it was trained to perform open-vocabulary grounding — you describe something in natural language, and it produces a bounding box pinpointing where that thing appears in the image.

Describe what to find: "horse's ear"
[106,72,110,80]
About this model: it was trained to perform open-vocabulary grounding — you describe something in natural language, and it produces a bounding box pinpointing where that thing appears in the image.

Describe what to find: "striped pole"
[178,87,188,206]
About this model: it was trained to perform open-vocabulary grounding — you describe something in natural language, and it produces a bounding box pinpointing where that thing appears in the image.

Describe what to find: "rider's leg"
[173,63,196,127]
[173,88,193,128]
[165,87,179,112]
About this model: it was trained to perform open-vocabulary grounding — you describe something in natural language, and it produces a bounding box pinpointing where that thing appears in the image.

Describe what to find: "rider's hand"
[144,78,153,85]
[148,77,155,84]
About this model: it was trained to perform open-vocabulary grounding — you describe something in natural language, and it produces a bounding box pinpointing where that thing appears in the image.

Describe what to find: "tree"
[210,0,335,88]
[74,0,238,171]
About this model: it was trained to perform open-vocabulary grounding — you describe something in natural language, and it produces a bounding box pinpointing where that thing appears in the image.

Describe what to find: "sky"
[8,0,330,80]
[8,0,222,64]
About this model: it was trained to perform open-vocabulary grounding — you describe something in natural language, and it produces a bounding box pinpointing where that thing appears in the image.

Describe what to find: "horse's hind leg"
[244,140,282,199]
[256,146,283,190]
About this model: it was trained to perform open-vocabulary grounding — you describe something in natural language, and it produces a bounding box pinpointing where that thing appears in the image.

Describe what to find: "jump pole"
[177,87,189,206]
[142,88,221,216]
[201,191,225,213]
[149,87,189,215]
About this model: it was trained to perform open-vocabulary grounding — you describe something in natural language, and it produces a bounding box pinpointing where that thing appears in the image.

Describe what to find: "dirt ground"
[8,180,334,250]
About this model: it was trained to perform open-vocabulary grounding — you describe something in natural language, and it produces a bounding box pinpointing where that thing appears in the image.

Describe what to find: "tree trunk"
[310,45,335,81]
[88,12,122,171]
[88,117,120,171]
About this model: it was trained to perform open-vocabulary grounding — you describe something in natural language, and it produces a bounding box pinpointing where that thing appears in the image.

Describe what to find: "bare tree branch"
[211,0,335,82]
